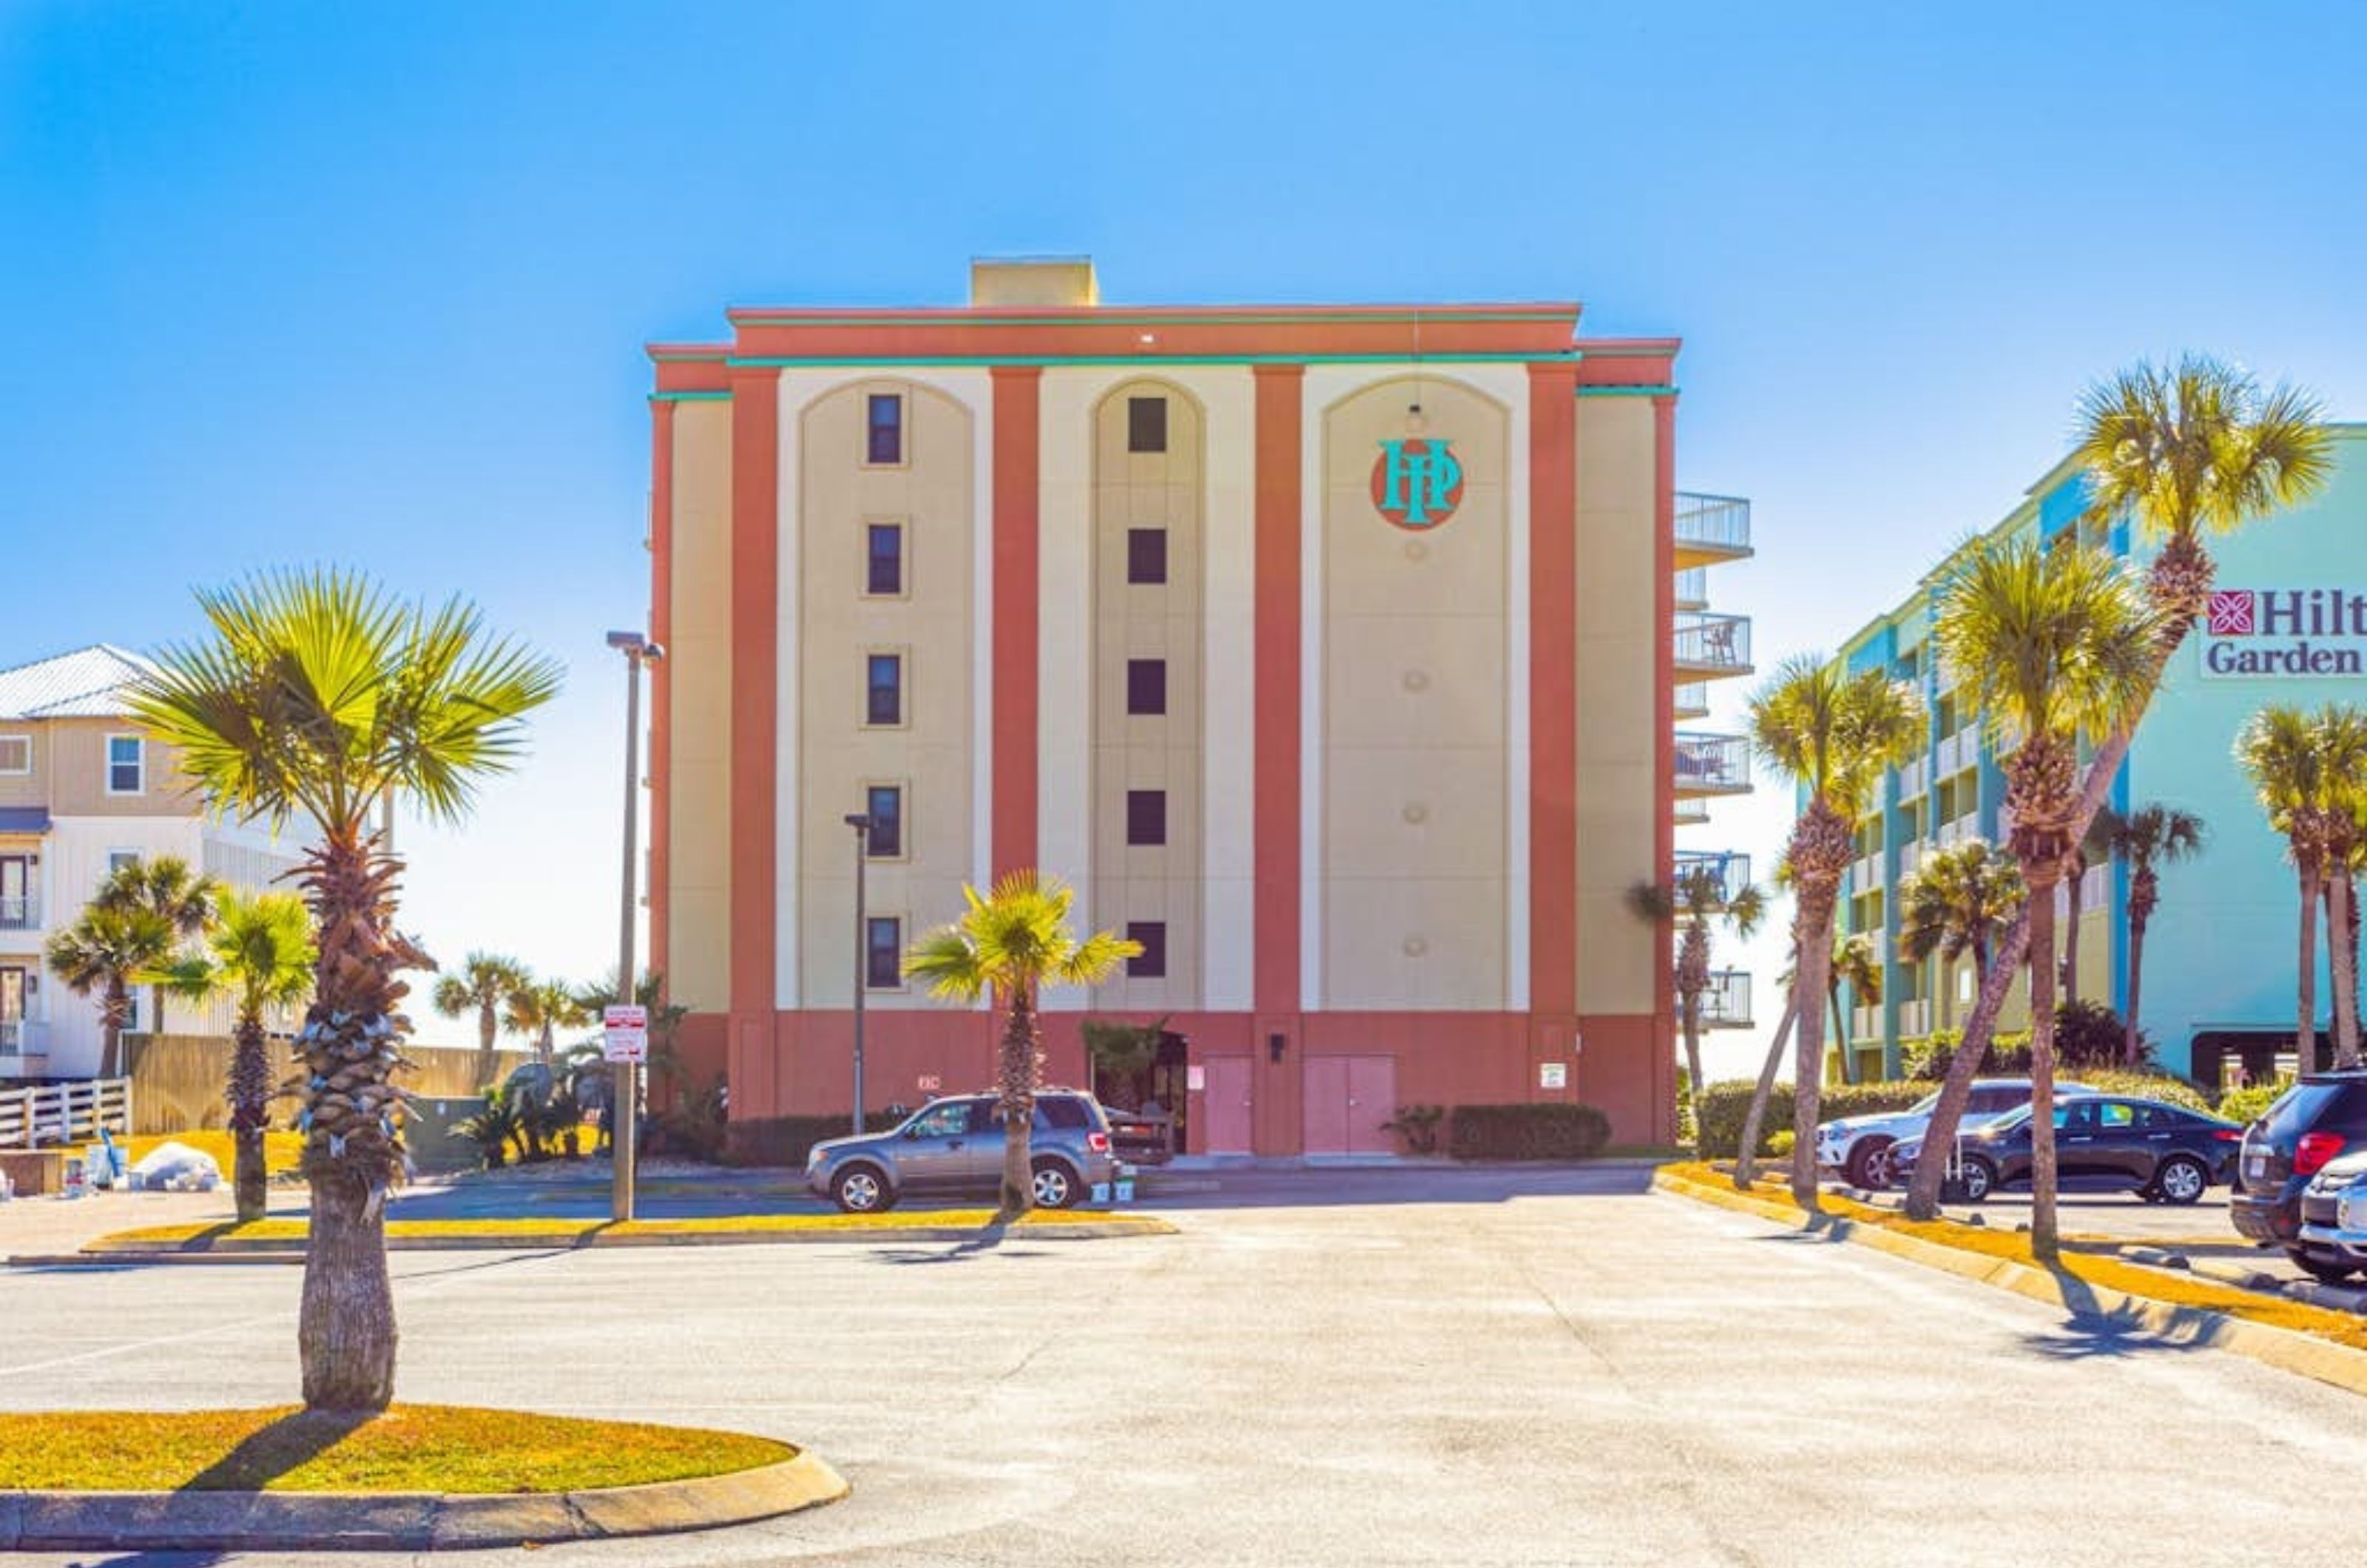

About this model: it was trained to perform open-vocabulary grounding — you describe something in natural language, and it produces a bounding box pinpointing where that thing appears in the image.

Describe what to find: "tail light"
[1087,1132,1111,1154]
[2295,1132,2346,1176]
[2213,1129,2243,1141]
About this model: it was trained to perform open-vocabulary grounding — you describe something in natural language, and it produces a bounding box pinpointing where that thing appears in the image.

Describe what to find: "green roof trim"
[1576,385,1679,397]
[649,390,733,402]
[720,351,1581,368]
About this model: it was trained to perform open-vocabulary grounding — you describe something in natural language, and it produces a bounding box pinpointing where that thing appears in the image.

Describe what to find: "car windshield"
[1984,1104,2034,1132]
[1908,1092,1940,1116]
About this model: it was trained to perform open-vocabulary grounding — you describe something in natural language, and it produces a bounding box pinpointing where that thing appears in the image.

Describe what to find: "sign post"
[604,1002,647,1220]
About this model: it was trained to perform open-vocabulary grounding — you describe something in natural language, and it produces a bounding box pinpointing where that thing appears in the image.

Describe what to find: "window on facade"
[1126,658,1166,716]
[1127,527,1169,586]
[866,393,904,464]
[1126,921,1167,979]
[865,916,903,990]
[0,737,27,775]
[866,784,903,858]
[865,522,905,595]
[866,654,904,726]
[1127,396,1168,453]
[1126,789,1167,846]
[107,850,140,878]
[106,735,143,794]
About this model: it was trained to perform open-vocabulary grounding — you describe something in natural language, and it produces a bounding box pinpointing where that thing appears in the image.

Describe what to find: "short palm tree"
[1828,931,1882,1086]
[94,855,223,1038]
[904,872,1136,1218]
[154,890,315,1220]
[2108,804,2205,1065]
[1748,657,1925,1207]
[1897,838,2025,1002]
[2238,706,2342,1073]
[1931,538,2158,1259]
[129,568,560,1411]
[433,953,531,1087]
[2312,706,2367,1069]
[506,978,589,1064]
[46,904,176,1078]
[2059,810,2121,1005]
[1627,865,1767,1135]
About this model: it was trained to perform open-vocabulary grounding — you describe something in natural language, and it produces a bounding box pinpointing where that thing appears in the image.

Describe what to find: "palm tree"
[1628,865,1768,1134]
[1897,838,2026,1006]
[154,890,315,1220]
[2108,803,2205,1065]
[1748,657,1925,1207]
[433,952,530,1089]
[1828,932,1881,1085]
[506,978,589,1064]
[93,854,223,1038]
[904,872,1136,1218]
[46,904,176,1078]
[2312,706,2367,1069]
[2059,810,2120,1005]
[2238,706,2340,1074]
[128,568,560,1412]
[1931,538,2158,1260]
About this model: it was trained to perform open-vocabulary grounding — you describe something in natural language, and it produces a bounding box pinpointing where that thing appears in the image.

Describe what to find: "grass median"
[84,1208,1175,1251]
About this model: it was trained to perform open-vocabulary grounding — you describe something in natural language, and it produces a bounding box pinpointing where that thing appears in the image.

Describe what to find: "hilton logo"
[2200,587,2367,677]
[1371,439,1465,530]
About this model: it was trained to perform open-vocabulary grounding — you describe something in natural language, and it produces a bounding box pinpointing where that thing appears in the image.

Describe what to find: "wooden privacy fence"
[122,1033,536,1135]
[0,1078,132,1149]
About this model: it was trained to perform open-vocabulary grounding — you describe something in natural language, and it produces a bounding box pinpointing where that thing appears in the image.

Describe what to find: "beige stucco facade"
[662,399,735,1017]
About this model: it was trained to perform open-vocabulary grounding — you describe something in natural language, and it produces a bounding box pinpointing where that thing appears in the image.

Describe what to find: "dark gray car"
[805,1091,1121,1213]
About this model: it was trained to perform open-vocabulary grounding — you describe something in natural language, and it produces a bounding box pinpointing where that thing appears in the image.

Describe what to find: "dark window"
[865,916,902,989]
[866,654,903,726]
[908,1098,970,1138]
[866,785,902,857]
[1126,921,1166,978]
[866,523,904,595]
[866,394,904,464]
[1127,396,1168,453]
[1127,527,1169,585]
[1127,789,1167,846]
[1126,658,1166,716]
[1037,1096,1090,1130]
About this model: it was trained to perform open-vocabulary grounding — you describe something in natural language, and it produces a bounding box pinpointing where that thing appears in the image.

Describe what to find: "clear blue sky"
[5,2,2363,1061]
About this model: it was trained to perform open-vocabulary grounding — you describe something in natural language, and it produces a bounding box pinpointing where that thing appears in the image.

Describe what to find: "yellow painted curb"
[72,1212,1177,1258]
[1654,1170,2367,1399]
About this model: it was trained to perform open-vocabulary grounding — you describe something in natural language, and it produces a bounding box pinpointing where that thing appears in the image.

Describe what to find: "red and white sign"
[601,1004,649,1064]
[2207,590,2256,636]
[916,1074,942,1092]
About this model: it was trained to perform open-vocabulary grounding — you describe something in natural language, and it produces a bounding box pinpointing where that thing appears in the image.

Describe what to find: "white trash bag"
[130,1140,223,1193]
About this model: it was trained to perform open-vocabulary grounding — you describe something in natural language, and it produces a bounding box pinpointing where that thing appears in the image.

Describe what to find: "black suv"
[2229,1071,2367,1280]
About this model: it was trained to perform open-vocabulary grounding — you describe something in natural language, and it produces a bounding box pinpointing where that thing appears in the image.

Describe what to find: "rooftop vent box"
[969,256,1098,308]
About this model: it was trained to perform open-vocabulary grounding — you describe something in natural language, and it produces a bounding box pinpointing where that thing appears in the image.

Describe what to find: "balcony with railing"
[1896,756,1928,802]
[1846,849,1886,897]
[1897,998,1933,1038]
[0,893,40,932]
[1673,566,1709,611]
[1699,970,1752,1030]
[1673,732,1752,797]
[1673,796,1709,825]
[1674,681,1710,720]
[1674,492,1753,567]
[1673,849,1752,905]
[1936,729,1977,778]
[1897,840,1927,882]
[1934,811,1981,849]
[2053,864,2110,919]
[1672,614,1753,680]
[1851,1004,1882,1043]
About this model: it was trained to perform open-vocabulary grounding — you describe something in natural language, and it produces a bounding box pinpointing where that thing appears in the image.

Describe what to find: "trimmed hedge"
[1695,1081,1927,1160]
[721,1115,854,1169]
[2216,1079,2293,1128]
[1447,1104,1612,1161]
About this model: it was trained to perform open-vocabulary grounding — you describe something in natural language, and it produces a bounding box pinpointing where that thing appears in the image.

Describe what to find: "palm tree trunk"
[1679,989,1706,1143]
[1733,994,1799,1191]
[1828,976,1854,1086]
[2299,858,2323,1075]
[2331,871,2361,1069]
[101,979,127,1080]
[2027,879,2062,1263]
[2124,909,2150,1067]
[476,1001,499,1093]
[1905,916,2027,1221]
[228,1014,272,1223]
[1791,899,1837,1210]
[996,987,1041,1220]
[2062,864,2084,1006]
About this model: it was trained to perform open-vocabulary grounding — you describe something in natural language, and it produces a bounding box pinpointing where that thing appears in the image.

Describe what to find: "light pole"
[607,629,663,1223]
[844,813,871,1135]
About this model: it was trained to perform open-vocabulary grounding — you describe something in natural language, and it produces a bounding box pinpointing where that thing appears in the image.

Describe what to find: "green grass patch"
[92,1208,1171,1250]
[0,1405,793,1494]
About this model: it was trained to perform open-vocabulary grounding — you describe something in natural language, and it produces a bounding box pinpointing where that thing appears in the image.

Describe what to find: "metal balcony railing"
[1674,493,1752,557]
[1672,614,1752,677]
[1699,970,1753,1030]
[1673,566,1709,610]
[1898,999,1934,1038]
[1851,1004,1881,1043]
[1936,729,1976,777]
[1673,849,1752,905]
[1896,757,1928,802]
[1674,682,1710,720]
[0,895,39,931]
[1672,797,1710,825]
[1934,811,1980,849]
[1673,732,1752,795]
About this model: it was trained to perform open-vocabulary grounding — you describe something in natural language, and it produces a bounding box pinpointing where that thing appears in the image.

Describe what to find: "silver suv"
[805,1090,1121,1214]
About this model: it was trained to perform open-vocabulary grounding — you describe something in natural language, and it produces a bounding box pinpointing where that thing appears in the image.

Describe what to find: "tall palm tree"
[1913,359,2333,1223]
[46,904,176,1078]
[1932,538,2158,1260]
[1828,931,1882,1085]
[154,890,315,1221]
[2059,810,2121,1005]
[433,952,530,1087]
[2313,706,2367,1069]
[1628,865,1768,1133]
[129,568,560,1412]
[1897,838,2026,1005]
[2238,706,2338,1074]
[2108,803,2205,1065]
[1748,658,1925,1207]
[506,978,589,1064]
[94,854,223,1038]
[904,872,1135,1218]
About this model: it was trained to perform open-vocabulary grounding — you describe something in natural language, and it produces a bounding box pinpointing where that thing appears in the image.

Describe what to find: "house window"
[1127,396,1168,453]
[106,735,143,795]
[865,916,903,990]
[865,393,905,465]
[865,522,905,596]
[1126,658,1166,716]
[0,736,27,775]
[107,850,141,878]
[865,654,904,726]
[1127,528,1168,585]
[865,784,903,858]
[1126,922,1167,979]
[1127,789,1166,846]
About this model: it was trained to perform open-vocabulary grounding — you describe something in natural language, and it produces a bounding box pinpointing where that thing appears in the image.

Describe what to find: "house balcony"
[1672,796,1710,825]
[1673,682,1710,720]
[1673,849,1752,905]
[1673,733,1752,798]
[1936,729,1976,777]
[1672,614,1753,680]
[0,894,41,933]
[1674,493,1753,568]
[1896,756,1928,802]
[1673,566,1709,612]
[2053,864,2110,918]
[1897,839,1927,882]
[1934,811,1980,849]
[1846,850,1886,898]
[1699,970,1753,1030]
[1897,998,1934,1039]
[1851,1004,1882,1044]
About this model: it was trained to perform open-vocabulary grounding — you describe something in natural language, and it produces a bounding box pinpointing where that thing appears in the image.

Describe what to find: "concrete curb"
[0,1448,848,1552]
[1655,1171,2367,1399]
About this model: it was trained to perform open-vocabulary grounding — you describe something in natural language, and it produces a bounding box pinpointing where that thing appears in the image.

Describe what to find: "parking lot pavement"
[1872,1185,2314,1285]
[0,1185,242,1257]
[1,1166,2363,1567]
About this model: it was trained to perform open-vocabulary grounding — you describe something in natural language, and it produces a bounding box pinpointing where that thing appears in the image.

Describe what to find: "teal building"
[1825,425,2367,1089]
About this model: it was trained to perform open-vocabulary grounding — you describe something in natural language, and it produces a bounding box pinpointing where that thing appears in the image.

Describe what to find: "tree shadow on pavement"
[873,1223,1021,1266]
[81,1552,231,1568]
[2018,1268,2226,1362]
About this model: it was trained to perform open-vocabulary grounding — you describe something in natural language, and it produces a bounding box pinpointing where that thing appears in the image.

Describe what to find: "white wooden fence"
[0,1078,134,1149]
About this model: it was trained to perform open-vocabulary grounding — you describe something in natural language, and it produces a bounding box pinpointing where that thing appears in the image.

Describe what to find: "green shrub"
[1906,1004,2152,1081]
[2215,1078,2294,1127]
[1694,1080,1929,1159]
[721,1115,854,1168]
[1768,1129,1795,1158]
[2075,1068,2212,1112]
[1447,1104,1611,1160]
[1906,1027,2033,1081]
[1380,1104,1445,1155]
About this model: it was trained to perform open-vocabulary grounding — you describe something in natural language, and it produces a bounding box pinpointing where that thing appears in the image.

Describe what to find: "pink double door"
[1303,1055,1396,1155]
[1201,1056,1254,1155]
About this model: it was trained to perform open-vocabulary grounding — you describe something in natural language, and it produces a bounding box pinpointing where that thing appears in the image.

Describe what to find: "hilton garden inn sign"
[2200,589,2367,678]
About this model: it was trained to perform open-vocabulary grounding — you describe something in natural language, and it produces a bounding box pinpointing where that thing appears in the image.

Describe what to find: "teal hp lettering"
[1372,439,1466,530]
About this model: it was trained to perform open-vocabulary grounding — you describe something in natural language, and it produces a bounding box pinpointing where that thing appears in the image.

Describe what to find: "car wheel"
[1846,1137,1896,1190]
[1956,1156,1995,1203]
[1030,1159,1080,1209]
[832,1164,892,1214]
[2154,1155,2208,1206]
[2292,1251,2361,1285]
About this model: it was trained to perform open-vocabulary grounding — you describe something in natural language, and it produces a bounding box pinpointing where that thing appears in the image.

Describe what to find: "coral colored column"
[648,397,676,1020]
[1252,365,1303,1018]
[727,369,780,1100]
[1527,363,1578,1018]
[1652,393,1679,1146]
[991,367,1042,879]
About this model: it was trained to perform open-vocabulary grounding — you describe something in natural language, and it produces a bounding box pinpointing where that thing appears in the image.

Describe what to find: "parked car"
[805,1089,1122,1213]
[2231,1072,2367,1280]
[1887,1094,2242,1204]
[2293,1151,2367,1283]
[1815,1079,2099,1189]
